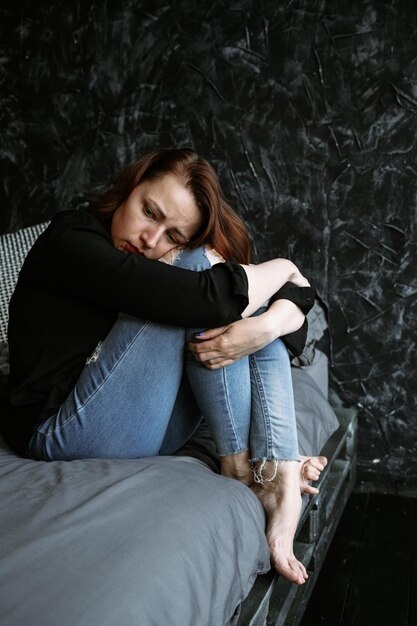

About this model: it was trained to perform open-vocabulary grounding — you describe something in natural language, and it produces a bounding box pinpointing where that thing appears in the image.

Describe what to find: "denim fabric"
[248,332,299,461]
[28,246,298,462]
[185,311,299,462]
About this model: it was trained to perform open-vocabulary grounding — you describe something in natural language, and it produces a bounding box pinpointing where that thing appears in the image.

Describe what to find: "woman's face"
[111,173,202,260]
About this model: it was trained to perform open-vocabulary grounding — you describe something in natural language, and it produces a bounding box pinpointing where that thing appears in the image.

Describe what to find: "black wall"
[1,1,416,492]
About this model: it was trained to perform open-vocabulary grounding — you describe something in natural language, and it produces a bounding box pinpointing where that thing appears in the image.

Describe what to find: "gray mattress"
[0,355,338,626]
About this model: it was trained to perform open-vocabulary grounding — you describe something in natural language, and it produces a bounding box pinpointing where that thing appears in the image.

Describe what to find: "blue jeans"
[28,247,299,462]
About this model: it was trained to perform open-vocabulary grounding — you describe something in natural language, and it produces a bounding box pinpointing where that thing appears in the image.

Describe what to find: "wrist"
[258,309,282,342]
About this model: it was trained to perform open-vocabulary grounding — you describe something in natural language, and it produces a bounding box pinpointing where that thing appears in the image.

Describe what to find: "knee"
[168,245,225,271]
[172,246,211,271]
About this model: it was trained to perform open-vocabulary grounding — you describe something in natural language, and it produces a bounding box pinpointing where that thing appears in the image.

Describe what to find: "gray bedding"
[0,444,269,626]
[0,354,339,626]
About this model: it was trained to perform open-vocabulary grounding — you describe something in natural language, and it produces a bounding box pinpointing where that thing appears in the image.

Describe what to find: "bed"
[0,222,357,626]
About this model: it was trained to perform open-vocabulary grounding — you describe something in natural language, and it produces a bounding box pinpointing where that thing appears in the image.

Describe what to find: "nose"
[141,224,165,249]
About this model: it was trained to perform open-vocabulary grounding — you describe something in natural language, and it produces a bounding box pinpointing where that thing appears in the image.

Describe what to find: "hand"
[188,316,275,369]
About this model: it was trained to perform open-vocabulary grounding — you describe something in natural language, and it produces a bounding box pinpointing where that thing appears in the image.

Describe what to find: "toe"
[270,551,306,585]
[299,562,308,579]
[302,484,319,495]
[304,466,320,480]
[309,458,324,471]
[288,557,307,585]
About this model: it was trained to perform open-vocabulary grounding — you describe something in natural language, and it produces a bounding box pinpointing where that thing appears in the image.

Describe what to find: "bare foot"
[251,461,308,585]
[220,450,252,486]
[299,455,327,495]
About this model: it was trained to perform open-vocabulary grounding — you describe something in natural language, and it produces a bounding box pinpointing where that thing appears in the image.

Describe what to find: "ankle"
[251,460,302,498]
[252,459,280,484]
[220,451,252,486]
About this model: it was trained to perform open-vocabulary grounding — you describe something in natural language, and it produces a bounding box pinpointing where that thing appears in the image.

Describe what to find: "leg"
[249,333,327,491]
[28,247,211,461]
[186,323,309,583]
[29,314,188,460]
[249,337,327,584]
[158,371,202,455]
[161,246,325,584]
[147,246,252,481]
[183,250,321,483]
[161,247,252,457]
[249,332,299,466]
[176,249,252,480]
[185,347,253,481]
[186,277,323,584]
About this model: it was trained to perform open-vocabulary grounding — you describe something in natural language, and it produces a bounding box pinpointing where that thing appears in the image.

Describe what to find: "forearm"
[260,299,306,340]
[240,259,304,317]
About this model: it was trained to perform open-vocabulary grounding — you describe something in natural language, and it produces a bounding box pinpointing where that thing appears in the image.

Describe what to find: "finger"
[188,339,225,356]
[207,353,244,366]
[192,350,225,363]
[302,484,319,495]
[192,326,228,341]
[204,359,235,370]
[191,342,243,362]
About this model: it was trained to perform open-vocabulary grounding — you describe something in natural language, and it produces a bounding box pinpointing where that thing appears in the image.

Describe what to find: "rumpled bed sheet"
[0,354,338,626]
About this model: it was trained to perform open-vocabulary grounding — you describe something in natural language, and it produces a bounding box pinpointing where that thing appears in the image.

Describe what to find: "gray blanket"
[0,359,338,626]
[0,444,269,626]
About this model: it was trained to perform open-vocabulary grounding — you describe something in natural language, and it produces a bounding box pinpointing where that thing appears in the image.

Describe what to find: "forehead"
[138,174,200,228]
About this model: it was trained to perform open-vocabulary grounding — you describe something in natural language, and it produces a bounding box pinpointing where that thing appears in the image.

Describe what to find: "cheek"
[111,207,127,237]
[115,209,141,240]
[153,241,177,260]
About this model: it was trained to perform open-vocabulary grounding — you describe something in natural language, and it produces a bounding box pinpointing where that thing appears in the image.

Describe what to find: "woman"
[3,148,325,585]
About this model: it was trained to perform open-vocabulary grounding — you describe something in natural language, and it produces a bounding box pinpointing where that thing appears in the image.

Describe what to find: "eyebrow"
[148,197,188,242]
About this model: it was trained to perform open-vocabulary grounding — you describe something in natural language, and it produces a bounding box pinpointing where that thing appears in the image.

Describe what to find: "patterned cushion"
[0,223,50,343]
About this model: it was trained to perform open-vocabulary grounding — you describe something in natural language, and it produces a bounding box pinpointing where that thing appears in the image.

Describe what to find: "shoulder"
[21,210,117,277]
[47,209,109,237]
[42,210,112,254]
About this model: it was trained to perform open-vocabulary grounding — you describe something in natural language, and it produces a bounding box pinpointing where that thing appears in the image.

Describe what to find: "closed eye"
[166,231,182,245]
[143,204,157,220]
[143,199,186,245]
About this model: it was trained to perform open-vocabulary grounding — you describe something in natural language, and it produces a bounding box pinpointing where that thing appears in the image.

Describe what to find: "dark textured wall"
[1,1,416,491]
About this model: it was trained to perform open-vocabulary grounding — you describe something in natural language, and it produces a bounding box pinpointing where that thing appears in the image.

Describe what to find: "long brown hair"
[89,148,251,263]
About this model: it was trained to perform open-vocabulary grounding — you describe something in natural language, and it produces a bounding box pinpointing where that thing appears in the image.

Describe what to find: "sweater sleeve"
[268,282,316,357]
[43,211,249,328]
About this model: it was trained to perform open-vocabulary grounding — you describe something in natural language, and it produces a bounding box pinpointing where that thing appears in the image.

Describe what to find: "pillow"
[0,222,50,343]
[297,348,329,399]
[291,366,339,456]
[292,298,328,366]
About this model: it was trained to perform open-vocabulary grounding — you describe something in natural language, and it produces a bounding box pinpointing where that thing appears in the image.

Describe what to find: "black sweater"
[1,210,315,456]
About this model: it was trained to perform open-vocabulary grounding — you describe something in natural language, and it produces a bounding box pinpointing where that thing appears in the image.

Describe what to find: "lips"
[125,242,143,256]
